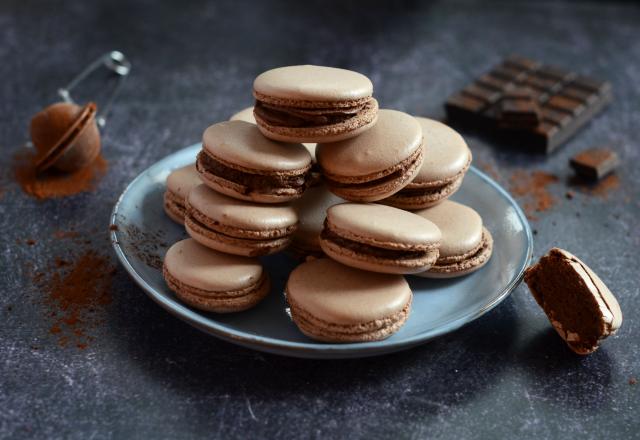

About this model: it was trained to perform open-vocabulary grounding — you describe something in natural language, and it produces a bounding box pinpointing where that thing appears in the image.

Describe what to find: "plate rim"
[110,143,533,358]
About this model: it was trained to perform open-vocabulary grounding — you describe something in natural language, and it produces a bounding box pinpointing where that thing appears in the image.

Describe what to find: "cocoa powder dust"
[13,149,107,200]
[32,247,115,349]
[509,170,560,220]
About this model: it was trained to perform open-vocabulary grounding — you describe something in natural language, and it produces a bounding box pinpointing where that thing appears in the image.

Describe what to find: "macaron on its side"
[196,121,312,203]
[524,248,622,354]
[285,258,412,342]
[163,239,270,313]
[383,117,472,210]
[414,200,493,278]
[319,203,441,274]
[163,164,202,224]
[316,109,424,202]
[184,184,298,257]
[252,65,378,143]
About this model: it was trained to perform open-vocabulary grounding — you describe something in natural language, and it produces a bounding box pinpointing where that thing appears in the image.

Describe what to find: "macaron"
[163,238,269,313]
[414,200,493,278]
[196,120,312,203]
[229,106,320,183]
[253,65,378,143]
[163,164,202,224]
[285,258,412,342]
[319,203,441,274]
[185,184,298,256]
[316,109,424,202]
[383,117,472,210]
[290,184,344,259]
[524,248,622,355]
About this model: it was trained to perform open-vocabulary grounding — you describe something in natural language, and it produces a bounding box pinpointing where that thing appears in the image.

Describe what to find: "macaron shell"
[166,164,202,199]
[415,200,483,258]
[289,298,410,343]
[411,117,472,185]
[316,109,422,177]
[229,106,318,158]
[163,238,264,292]
[292,184,344,252]
[254,103,378,144]
[187,184,298,231]
[326,203,441,249]
[416,228,493,278]
[319,238,439,275]
[169,274,270,313]
[324,145,423,202]
[253,65,373,102]
[286,258,411,324]
[185,218,291,257]
[382,174,464,210]
[164,191,187,224]
[202,120,311,171]
[196,168,305,204]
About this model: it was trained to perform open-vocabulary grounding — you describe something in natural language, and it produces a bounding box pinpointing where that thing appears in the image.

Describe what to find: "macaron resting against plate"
[524,248,622,355]
[163,164,202,224]
[316,109,424,202]
[253,65,378,143]
[185,184,298,256]
[163,238,270,313]
[290,184,344,259]
[196,120,312,203]
[319,203,441,274]
[229,106,320,183]
[383,117,472,210]
[414,200,493,278]
[285,258,412,342]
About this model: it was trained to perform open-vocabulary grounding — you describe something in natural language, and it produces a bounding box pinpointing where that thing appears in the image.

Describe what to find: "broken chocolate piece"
[569,148,619,181]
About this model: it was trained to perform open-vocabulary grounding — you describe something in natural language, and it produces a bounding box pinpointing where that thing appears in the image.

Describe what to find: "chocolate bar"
[445,56,612,153]
[498,87,541,129]
[569,148,619,180]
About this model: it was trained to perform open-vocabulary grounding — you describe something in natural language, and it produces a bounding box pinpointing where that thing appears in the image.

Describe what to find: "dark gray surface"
[1,1,639,439]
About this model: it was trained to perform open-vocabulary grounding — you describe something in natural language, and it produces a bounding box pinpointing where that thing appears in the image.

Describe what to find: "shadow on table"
[516,327,614,411]
[107,280,522,420]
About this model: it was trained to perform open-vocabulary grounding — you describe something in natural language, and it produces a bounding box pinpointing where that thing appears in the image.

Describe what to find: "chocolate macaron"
[319,203,441,274]
[163,164,202,224]
[316,109,424,202]
[196,120,312,203]
[383,117,472,210]
[414,200,493,278]
[229,106,320,183]
[524,248,622,355]
[290,184,344,259]
[163,238,270,313]
[286,258,412,342]
[253,65,378,143]
[185,184,298,256]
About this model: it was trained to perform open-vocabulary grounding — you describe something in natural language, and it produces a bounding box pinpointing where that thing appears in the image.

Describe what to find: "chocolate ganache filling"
[254,99,372,128]
[321,227,428,260]
[198,151,309,194]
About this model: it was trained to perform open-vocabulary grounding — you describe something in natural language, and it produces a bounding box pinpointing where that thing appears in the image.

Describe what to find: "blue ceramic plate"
[110,143,533,359]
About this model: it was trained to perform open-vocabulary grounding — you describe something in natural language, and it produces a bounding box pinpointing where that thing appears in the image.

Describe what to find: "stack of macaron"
[162,65,493,344]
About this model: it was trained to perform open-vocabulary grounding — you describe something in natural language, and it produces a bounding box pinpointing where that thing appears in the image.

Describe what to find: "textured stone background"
[1,1,638,439]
